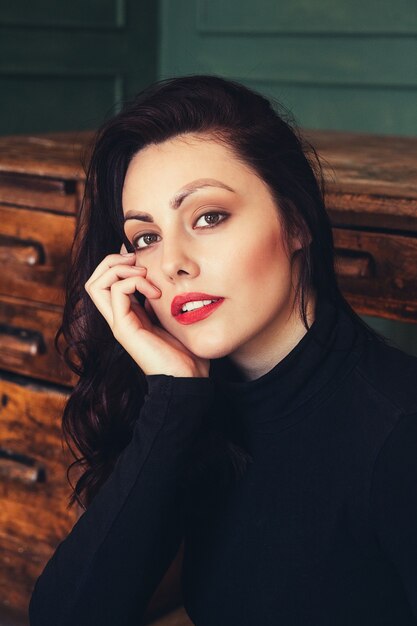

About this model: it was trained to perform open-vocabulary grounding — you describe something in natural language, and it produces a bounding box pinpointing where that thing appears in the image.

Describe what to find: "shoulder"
[353,332,417,417]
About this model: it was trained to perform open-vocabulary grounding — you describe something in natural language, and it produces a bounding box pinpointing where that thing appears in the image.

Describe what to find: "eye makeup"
[129,210,230,251]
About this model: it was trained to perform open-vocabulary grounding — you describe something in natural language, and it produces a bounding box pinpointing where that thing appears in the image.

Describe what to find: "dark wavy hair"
[56,74,387,510]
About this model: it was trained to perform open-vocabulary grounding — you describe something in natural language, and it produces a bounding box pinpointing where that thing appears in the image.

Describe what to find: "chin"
[162,319,236,359]
[184,335,235,361]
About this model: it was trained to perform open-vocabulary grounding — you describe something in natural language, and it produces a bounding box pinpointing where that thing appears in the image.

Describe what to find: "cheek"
[237,226,290,285]
[236,232,293,326]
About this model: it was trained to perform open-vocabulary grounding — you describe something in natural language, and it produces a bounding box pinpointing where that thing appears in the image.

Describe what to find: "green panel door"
[160,0,417,136]
[0,0,159,135]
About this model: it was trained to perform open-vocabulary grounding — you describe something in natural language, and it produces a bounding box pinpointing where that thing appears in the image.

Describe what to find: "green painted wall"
[158,0,417,355]
[159,0,417,136]
[0,0,159,135]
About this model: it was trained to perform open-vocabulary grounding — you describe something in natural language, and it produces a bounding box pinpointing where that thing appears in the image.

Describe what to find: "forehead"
[121,137,284,236]
[122,133,258,199]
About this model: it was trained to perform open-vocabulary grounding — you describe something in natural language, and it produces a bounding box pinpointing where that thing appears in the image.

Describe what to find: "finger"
[86,266,147,325]
[120,243,128,254]
[85,253,144,289]
[144,297,163,326]
[129,299,155,332]
[90,264,147,293]
[110,275,161,324]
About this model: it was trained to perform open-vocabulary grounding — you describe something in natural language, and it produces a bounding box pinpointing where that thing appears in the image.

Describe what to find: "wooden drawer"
[0,374,78,616]
[0,203,75,306]
[334,228,417,322]
[0,532,53,619]
[0,294,77,387]
[0,171,79,215]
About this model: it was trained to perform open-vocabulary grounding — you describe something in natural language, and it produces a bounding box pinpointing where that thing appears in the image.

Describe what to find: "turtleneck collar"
[209,295,365,434]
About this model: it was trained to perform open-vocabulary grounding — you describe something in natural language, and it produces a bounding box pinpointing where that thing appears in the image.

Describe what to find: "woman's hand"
[84,248,210,378]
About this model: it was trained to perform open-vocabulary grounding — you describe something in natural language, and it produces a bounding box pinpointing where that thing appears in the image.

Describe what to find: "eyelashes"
[131,211,230,251]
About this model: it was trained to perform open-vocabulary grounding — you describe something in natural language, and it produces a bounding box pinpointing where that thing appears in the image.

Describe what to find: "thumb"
[144,298,162,327]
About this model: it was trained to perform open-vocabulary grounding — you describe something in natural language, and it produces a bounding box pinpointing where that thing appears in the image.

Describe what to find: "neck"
[228,290,317,382]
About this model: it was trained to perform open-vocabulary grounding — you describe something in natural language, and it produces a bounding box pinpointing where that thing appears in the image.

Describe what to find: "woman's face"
[122,133,305,371]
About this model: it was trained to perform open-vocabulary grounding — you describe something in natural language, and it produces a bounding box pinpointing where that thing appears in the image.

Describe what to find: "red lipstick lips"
[171,292,224,325]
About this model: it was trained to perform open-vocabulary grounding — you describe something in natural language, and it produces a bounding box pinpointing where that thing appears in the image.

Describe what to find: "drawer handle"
[0,235,45,266]
[0,449,45,485]
[0,171,75,195]
[0,324,45,356]
[334,249,374,278]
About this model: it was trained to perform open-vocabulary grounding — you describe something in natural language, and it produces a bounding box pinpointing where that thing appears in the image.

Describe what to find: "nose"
[159,236,200,281]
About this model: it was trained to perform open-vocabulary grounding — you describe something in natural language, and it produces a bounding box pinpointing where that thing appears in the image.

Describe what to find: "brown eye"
[194,211,229,228]
[132,233,160,250]
[131,211,229,252]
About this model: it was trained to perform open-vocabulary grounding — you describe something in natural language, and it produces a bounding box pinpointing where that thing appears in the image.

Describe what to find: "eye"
[132,233,160,250]
[131,211,229,251]
[194,211,229,229]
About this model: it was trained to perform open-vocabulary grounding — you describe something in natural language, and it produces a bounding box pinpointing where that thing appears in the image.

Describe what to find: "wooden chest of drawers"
[0,128,416,625]
[307,129,417,324]
[0,133,85,625]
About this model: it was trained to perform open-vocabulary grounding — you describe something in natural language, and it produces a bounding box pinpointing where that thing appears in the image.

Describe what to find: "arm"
[29,374,214,626]
[369,412,417,617]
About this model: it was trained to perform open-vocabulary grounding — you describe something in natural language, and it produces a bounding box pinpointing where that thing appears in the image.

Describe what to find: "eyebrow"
[123,178,235,223]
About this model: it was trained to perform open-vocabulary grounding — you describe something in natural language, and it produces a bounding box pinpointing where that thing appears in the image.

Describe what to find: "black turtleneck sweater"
[29,296,417,626]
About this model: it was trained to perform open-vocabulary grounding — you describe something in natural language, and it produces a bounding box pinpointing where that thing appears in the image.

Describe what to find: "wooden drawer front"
[0,204,75,306]
[0,294,77,386]
[0,171,79,215]
[0,533,53,618]
[0,376,78,615]
[333,228,417,322]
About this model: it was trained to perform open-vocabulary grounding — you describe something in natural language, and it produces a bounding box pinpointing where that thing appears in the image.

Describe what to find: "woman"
[29,75,417,625]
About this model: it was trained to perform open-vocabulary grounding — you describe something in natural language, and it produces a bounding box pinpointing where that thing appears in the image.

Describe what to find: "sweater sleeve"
[28,374,215,626]
[369,412,417,617]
